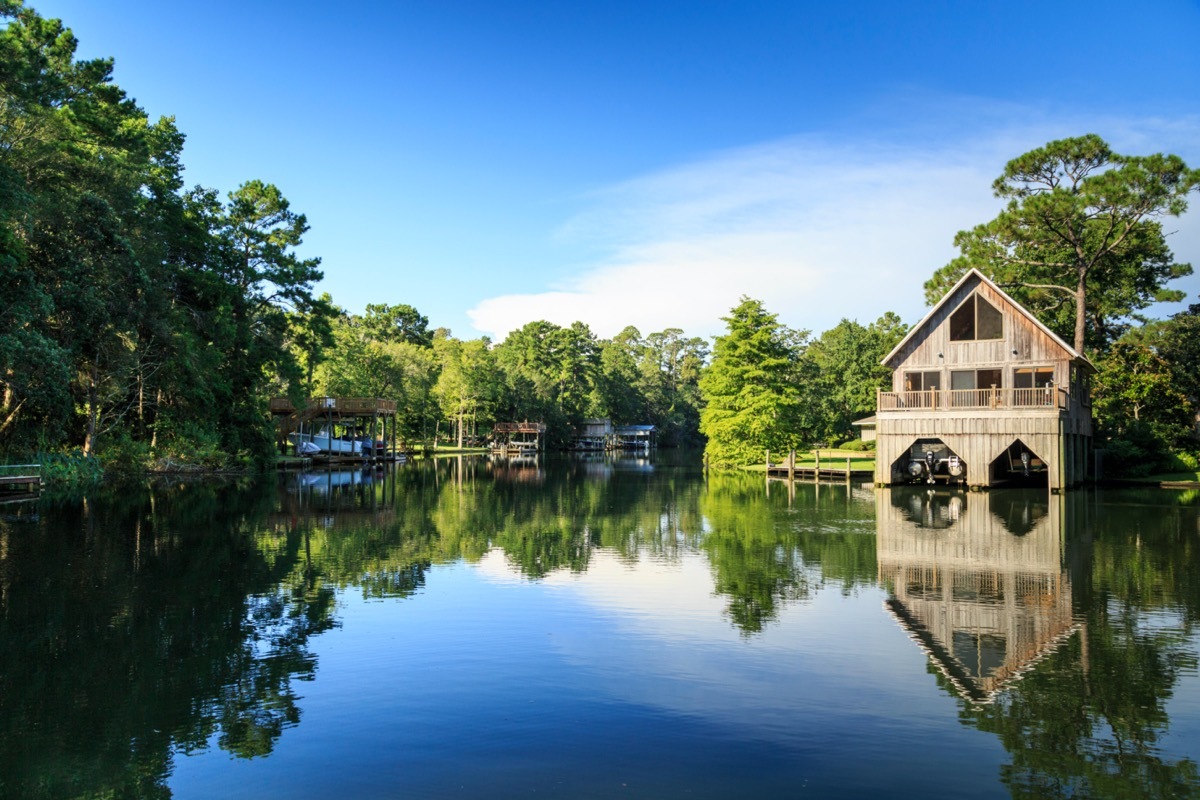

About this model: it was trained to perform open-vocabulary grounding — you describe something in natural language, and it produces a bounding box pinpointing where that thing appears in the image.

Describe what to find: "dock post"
[787,450,795,482]
[846,456,851,483]
[814,449,820,480]
[766,450,770,473]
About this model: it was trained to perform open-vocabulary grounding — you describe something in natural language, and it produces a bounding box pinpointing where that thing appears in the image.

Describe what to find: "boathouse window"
[903,371,941,408]
[1072,366,1091,407]
[950,368,1003,406]
[949,294,1003,341]
[1014,367,1054,406]
[1014,367,1054,389]
[903,371,941,392]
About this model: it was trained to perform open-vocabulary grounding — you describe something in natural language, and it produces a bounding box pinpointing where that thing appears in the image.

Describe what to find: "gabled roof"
[882,268,1095,371]
[885,597,1080,705]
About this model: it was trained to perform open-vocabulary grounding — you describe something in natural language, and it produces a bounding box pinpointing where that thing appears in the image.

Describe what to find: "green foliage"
[433,335,502,446]
[1154,304,1200,436]
[699,297,810,466]
[34,449,103,486]
[95,432,151,473]
[1101,435,1157,478]
[0,4,323,467]
[150,422,250,472]
[802,312,906,444]
[834,438,875,451]
[1165,451,1199,472]
[1092,330,1198,477]
[926,134,1199,353]
[361,303,432,347]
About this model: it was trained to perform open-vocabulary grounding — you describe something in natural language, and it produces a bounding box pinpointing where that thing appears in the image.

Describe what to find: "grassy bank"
[743,449,876,472]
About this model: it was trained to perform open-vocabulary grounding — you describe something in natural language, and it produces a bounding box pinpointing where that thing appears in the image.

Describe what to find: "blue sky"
[32,0,1200,341]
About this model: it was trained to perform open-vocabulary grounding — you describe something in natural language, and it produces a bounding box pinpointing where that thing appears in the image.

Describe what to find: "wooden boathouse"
[570,419,614,451]
[492,422,546,454]
[614,424,656,450]
[875,269,1094,491]
[271,397,400,461]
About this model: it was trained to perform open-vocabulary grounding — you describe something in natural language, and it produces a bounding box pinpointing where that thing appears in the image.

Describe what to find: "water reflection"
[0,479,333,799]
[877,488,1075,703]
[2,462,1198,799]
[877,486,1200,798]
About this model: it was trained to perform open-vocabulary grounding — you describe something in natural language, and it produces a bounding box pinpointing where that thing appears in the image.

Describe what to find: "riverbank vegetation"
[2,5,1198,477]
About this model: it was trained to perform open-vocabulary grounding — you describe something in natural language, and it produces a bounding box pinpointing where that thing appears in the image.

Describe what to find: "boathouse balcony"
[877,386,1076,413]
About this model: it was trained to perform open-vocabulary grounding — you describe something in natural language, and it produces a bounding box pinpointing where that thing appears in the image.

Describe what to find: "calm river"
[1,453,1198,799]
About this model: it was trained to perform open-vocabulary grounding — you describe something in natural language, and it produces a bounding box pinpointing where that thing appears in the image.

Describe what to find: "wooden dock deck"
[763,450,873,481]
[766,466,874,480]
[0,464,42,503]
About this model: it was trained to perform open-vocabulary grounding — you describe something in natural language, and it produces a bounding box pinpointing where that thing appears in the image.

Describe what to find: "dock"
[271,397,405,463]
[764,450,873,482]
[0,463,42,503]
[491,422,547,454]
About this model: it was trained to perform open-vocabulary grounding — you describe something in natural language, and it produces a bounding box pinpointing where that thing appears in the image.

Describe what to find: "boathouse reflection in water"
[877,488,1076,703]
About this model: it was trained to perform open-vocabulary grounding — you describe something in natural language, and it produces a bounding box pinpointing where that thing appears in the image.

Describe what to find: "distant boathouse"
[875,269,1094,491]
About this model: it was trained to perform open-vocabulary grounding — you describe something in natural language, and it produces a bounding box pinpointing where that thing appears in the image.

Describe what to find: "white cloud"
[467,105,1200,341]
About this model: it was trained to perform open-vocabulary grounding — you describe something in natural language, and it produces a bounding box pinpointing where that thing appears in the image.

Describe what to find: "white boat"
[297,469,368,490]
[289,430,363,455]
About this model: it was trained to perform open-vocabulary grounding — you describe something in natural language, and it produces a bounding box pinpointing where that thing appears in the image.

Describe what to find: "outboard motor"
[947,455,965,482]
[925,450,936,484]
[1020,450,1031,477]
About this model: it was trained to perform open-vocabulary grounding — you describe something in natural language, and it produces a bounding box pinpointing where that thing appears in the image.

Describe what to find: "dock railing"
[0,463,43,498]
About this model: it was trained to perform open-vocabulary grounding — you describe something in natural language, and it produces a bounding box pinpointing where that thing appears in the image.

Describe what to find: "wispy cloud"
[467,103,1200,341]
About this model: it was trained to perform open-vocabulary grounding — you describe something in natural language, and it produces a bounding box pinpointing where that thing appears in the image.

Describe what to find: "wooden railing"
[494,422,547,433]
[270,397,397,415]
[878,386,1066,411]
[0,463,42,496]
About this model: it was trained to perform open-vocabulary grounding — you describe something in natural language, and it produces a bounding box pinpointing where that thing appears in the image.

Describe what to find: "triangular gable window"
[949,293,1003,341]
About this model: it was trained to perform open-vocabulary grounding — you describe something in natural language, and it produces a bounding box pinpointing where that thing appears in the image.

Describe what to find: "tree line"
[1,3,323,467]
[305,303,711,450]
[3,3,1198,474]
[0,2,903,469]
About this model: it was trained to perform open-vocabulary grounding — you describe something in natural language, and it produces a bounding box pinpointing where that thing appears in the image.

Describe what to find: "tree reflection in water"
[0,479,336,799]
[1,459,1197,799]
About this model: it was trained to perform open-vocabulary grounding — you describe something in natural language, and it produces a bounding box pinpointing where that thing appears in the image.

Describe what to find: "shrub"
[36,450,104,486]
[1101,438,1154,478]
[834,439,876,452]
[1165,450,1199,473]
[97,433,151,473]
[149,422,244,472]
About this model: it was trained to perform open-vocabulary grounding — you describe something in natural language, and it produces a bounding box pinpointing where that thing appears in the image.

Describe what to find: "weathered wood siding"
[877,272,1093,490]
[887,276,1074,385]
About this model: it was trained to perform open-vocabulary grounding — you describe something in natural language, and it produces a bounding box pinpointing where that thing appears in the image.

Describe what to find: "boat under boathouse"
[875,269,1094,491]
[271,396,400,460]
